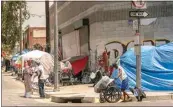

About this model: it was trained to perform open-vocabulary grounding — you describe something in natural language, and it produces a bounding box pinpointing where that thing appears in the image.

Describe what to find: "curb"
[50,94,173,103]
[51,94,85,103]
[45,92,79,99]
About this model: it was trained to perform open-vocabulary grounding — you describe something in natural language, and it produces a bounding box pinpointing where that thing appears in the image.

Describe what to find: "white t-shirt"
[118,66,127,81]
[38,65,46,79]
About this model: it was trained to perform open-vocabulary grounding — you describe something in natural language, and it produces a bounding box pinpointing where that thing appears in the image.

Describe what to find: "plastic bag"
[94,76,114,93]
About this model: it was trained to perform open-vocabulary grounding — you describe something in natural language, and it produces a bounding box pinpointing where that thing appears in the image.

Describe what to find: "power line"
[30,13,45,18]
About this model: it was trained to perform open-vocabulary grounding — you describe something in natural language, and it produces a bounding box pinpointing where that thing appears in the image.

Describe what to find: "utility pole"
[19,8,22,55]
[45,1,50,53]
[53,1,60,91]
[136,11,141,88]
[130,0,147,89]
[23,33,25,50]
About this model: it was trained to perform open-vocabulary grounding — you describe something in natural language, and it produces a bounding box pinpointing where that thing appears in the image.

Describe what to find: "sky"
[22,1,53,30]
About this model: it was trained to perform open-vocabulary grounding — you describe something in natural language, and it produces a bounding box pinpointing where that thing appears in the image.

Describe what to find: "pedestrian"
[1,55,4,67]
[5,58,10,72]
[112,63,132,102]
[32,61,45,98]
[22,60,33,98]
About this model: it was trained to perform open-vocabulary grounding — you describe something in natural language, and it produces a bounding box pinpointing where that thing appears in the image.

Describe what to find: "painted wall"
[89,16,173,66]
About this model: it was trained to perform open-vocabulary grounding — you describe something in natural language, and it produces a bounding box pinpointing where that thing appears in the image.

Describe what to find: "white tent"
[22,50,54,75]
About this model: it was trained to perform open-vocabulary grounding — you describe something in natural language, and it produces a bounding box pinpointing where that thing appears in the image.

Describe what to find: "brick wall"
[24,27,46,50]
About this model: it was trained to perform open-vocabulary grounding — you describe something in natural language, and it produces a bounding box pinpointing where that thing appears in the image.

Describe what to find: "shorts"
[121,77,129,91]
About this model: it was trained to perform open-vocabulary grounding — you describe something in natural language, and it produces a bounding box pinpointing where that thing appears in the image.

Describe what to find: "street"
[2,72,173,106]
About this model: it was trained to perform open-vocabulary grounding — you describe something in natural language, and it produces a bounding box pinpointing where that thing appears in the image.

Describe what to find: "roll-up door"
[62,30,80,59]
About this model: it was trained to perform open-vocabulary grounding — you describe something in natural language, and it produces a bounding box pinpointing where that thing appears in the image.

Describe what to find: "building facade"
[49,1,173,69]
[23,26,46,51]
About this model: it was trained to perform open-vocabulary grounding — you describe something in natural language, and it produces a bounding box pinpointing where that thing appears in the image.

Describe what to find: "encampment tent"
[111,42,173,91]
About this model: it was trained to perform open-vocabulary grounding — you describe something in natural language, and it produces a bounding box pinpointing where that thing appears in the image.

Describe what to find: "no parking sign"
[132,0,147,9]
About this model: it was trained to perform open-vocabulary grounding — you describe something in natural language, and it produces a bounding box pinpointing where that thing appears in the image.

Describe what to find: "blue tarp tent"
[111,42,173,91]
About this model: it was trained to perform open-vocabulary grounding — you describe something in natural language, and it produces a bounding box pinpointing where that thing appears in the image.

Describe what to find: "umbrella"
[21,50,54,75]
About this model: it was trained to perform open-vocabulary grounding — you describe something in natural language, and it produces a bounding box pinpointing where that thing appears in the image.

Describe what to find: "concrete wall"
[49,1,173,64]
[89,16,173,66]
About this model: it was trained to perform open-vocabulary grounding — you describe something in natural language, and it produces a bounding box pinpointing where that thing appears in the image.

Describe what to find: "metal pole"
[20,8,22,55]
[45,1,50,53]
[23,33,25,49]
[53,1,60,91]
[136,10,141,88]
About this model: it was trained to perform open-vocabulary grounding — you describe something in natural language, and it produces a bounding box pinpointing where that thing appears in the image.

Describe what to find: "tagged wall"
[90,16,173,66]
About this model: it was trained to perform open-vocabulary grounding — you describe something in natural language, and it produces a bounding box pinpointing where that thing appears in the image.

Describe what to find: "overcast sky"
[22,2,53,30]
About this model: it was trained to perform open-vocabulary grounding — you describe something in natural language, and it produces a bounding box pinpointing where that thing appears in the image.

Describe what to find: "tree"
[2,1,30,51]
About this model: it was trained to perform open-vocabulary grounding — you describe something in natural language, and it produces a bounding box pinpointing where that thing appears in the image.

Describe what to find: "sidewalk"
[44,84,173,103]
[4,71,173,103]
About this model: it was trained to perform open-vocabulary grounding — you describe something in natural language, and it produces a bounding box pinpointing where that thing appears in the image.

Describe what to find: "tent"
[112,42,173,91]
[21,50,54,75]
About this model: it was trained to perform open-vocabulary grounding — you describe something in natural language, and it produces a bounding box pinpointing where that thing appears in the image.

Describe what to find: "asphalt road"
[2,72,173,106]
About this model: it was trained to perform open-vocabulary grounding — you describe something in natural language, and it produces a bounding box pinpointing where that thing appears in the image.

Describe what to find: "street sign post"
[133,20,138,30]
[130,0,148,92]
[129,11,149,17]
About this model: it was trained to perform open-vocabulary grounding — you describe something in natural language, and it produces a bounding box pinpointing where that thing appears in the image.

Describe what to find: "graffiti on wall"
[105,39,171,64]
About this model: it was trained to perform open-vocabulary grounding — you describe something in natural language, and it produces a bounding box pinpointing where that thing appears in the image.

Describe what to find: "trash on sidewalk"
[129,87,146,101]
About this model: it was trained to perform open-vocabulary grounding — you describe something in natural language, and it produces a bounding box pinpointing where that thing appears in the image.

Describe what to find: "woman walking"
[23,60,33,98]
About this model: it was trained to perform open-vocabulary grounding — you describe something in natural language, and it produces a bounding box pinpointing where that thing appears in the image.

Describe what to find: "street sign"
[129,11,149,17]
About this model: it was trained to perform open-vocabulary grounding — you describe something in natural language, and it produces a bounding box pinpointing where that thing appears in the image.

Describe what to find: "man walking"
[112,63,132,102]
[32,61,45,98]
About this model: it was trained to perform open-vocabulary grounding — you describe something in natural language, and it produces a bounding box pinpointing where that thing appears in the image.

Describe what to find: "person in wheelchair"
[112,63,132,102]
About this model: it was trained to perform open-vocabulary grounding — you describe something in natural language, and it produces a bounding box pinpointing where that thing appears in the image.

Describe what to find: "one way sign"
[129,11,149,17]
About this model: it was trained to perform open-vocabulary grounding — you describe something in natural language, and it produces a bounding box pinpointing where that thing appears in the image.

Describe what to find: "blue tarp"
[111,42,173,91]
[12,49,30,61]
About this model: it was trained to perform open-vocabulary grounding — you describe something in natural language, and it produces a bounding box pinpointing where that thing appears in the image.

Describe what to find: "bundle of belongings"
[94,76,114,93]
[129,87,146,101]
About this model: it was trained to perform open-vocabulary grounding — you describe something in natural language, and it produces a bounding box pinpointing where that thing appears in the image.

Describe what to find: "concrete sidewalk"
[5,71,173,103]
[44,84,173,103]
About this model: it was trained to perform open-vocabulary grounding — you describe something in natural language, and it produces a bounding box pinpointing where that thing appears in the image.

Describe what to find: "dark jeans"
[5,66,9,72]
[38,79,45,98]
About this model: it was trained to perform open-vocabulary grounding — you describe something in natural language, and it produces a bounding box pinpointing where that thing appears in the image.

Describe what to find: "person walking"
[32,61,45,98]
[23,61,33,98]
[112,63,132,102]
[5,58,10,72]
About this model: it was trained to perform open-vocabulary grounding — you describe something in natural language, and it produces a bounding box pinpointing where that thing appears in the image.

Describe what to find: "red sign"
[135,32,140,36]
[132,0,146,8]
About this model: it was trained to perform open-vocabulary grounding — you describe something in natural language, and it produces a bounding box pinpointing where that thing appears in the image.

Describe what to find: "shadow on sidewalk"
[19,95,42,99]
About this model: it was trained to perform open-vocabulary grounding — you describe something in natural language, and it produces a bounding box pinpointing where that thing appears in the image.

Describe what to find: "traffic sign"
[129,11,149,17]
[132,0,147,9]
